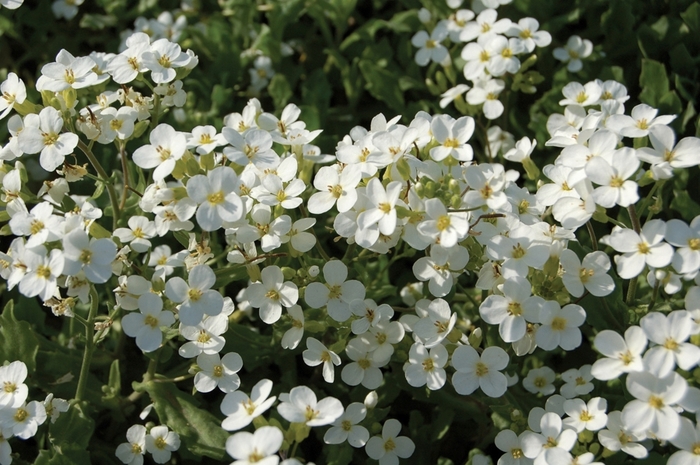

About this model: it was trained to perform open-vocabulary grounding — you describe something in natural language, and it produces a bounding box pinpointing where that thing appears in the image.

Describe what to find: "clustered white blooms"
[2,1,700,464]
[0,361,68,463]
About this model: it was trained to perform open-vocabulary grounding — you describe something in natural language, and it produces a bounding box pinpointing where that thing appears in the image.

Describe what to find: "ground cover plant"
[1,0,700,464]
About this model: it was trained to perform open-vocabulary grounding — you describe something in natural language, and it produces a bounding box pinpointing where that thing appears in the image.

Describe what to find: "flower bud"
[364,391,378,409]
[308,265,320,278]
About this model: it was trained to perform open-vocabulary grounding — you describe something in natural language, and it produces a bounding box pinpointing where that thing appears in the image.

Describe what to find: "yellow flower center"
[425,39,437,49]
[384,438,396,452]
[507,302,522,317]
[131,443,142,454]
[14,408,28,422]
[512,448,524,458]
[648,395,664,409]
[207,191,225,205]
[213,365,224,377]
[30,220,45,235]
[197,330,211,343]
[110,119,123,130]
[342,420,353,431]
[475,361,489,377]
[157,56,172,69]
[379,202,392,213]
[154,436,167,450]
[37,265,52,279]
[144,314,159,328]
[550,316,567,331]
[156,145,171,161]
[436,215,451,232]
[3,382,16,393]
[422,358,434,371]
[188,288,203,301]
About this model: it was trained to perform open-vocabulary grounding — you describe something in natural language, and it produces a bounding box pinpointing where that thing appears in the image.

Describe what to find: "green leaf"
[50,402,95,451]
[224,323,276,370]
[681,2,700,34]
[639,59,669,107]
[139,380,228,460]
[671,189,700,221]
[358,60,405,111]
[658,90,683,116]
[269,74,293,109]
[79,14,117,30]
[0,300,39,371]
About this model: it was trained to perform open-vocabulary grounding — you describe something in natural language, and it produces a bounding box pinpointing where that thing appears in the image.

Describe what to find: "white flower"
[305,260,366,322]
[459,8,512,42]
[466,78,505,119]
[411,24,449,66]
[221,379,277,431]
[18,106,79,172]
[412,298,457,348]
[416,199,470,249]
[166,265,223,326]
[277,385,343,427]
[494,429,531,465]
[194,352,242,393]
[43,393,69,424]
[452,345,509,398]
[341,337,386,390]
[553,35,593,73]
[597,411,647,459]
[113,216,156,254]
[563,397,607,432]
[19,246,64,301]
[226,426,283,465]
[0,401,47,439]
[282,218,316,253]
[559,365,594,399]
[535,302,586,351]
[0,360,28,408]
[404,342,448,390]
[640,310,700,378]
[107,32,151,84]
[621,371,687,440]
[115,424,147,465]
[522,366,555,395]
[349,299,393,335]
[51,0,84,19]
[591,326,647,380]
[668,416,700,465]
[246,265,298,324]
[122,293,175,353]
[323,402,370,448]
[479,276,542,343]
[665,216,700,274]
[521,412,577,463]
[0,73,26,120]
[585,147,640,207]
[357,178,403,237]
[365,419,415,465]
[603,219,673,279]
[308,164,362,214]
[559,249,614,298]
[62,229,117,283]
[133,124,186,181]
[145,425,180,464]
[607,103,676,139]
[281,305,304,350]
[177,314,228,358]
[142,38,190,83]
[303,337,342,383]
[506,17,551,52]
[37,49,96,91]
[222,128,278,167]
[637,124,700,174]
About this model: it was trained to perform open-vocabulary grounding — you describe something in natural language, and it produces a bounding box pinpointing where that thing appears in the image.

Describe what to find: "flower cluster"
[1,0,700,464]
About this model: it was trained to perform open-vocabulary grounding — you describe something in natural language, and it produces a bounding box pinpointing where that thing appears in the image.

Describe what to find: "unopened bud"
[364,391,379,409]
[308,265,320,278]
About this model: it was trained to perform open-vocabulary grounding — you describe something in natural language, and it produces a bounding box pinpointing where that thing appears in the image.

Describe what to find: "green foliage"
[0,300,39,371]
[137,380,229,460]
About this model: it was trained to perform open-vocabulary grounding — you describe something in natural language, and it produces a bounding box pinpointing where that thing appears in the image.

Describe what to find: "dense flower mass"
[1,0,700,464]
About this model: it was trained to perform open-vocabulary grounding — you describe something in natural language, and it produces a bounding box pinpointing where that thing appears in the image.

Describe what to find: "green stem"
[75,286,99,401]
[648,278,661,313]
[77,140,120,229]
[118,140,130,210]
[627,205,642,234]
[586,221,598,252]
[637,180,664,219]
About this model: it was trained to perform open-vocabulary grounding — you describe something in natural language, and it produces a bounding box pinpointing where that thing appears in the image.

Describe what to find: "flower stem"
[75,286,99,401]
[77,140,121,229]
[586,221,598,251]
